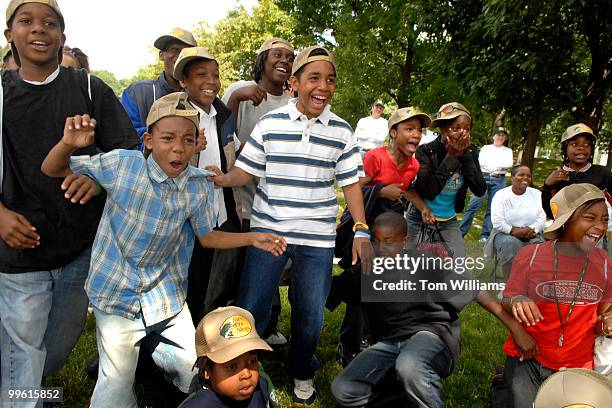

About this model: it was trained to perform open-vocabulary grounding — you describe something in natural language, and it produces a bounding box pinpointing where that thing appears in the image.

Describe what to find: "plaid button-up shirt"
[70,150,215,325]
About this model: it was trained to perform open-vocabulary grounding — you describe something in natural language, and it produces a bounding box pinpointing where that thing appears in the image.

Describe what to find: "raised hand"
[62,114,97,149]
[544,167,569,186]
[195,128,207,153]
[234,84,268,106]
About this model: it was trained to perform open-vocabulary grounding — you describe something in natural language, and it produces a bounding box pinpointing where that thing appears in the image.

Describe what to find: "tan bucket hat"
[534,367,612,408]
[561,123,596,144]
[6,0,63,30]
[154,27,197,51]
[544,183,605,239]
[257,38,294,54]
[430,102,471,128]
[388,107,432,130]
[291,45,336,76]
[195,306,272,363]
[145,92,199,130]
[172,46,216,80]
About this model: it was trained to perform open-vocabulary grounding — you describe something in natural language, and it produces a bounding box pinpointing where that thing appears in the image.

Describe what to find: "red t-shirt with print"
[502,241,612,370]
[363,146,419,190]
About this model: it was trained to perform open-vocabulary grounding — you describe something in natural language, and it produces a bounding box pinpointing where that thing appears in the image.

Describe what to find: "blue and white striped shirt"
[236,100,362,247]
[70,150,215,325]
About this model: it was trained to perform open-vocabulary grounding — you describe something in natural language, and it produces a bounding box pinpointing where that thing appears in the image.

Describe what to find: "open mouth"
[311,95,327,107]
[275,66,287,74]
[169,160,184,171]
[31,40,49,51]
[584,233,602,243]
[201,89,216,96]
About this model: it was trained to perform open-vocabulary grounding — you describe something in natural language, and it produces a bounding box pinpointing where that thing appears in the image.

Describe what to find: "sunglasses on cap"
[435,105,465,118]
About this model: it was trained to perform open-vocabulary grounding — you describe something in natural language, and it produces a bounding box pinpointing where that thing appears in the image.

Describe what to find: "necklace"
[552,241,589,347]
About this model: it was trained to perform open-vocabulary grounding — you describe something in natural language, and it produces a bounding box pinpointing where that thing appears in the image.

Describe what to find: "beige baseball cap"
[172,46,216,80]
[561,123,596,144]
[544,183,605,239]
[430,102,471,128]
[6,0,64,30]
[291,45,336,76]
[534,368,612,408]
[388,107,432,130]
[154,27,197,51]
[145,92,199,130]
[257,38,294,54]
[195,306,272,363]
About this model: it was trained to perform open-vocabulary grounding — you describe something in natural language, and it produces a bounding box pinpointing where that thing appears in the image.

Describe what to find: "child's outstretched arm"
[197,231,287,256]
[42,115,97,177]
[205,165,254,188]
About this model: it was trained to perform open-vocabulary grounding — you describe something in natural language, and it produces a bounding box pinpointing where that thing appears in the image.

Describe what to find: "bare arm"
[197,231,286,256]
[342,182,373,265]
[206,166,255,188]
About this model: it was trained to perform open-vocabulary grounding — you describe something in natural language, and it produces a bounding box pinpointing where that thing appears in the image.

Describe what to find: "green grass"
[45,159,562,407]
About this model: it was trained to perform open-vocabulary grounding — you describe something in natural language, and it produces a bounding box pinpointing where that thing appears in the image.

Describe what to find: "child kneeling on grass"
[41,92,286,408]
[332,211,536,408]
[180,306,279,407]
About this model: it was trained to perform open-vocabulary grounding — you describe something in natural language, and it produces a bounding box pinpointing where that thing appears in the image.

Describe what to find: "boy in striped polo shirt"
[209,46,369,406]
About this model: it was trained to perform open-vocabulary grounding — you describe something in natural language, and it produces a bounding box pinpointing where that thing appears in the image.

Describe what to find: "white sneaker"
[264,331,287,345]
[293,378,316,405]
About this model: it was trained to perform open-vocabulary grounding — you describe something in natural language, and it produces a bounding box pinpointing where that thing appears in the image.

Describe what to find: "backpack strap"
[152,82,156,102]
[0,74,4,195]
[87,73,92,101]
[529,243,541,268]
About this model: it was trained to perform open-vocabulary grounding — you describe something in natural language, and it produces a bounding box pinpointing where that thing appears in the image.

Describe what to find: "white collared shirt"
[193,103,241,227]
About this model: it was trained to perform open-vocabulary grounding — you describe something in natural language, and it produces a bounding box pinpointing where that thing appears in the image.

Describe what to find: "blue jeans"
[90,305,198,408]
[0,249,90,408]
[237,244,334,380]
[493,233,544,266]
[504,357,556,408]
[459,175,506,239]
[331,331,452,408]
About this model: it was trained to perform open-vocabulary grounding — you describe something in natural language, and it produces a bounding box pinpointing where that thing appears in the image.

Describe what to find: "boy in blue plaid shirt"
[41,92,286,407]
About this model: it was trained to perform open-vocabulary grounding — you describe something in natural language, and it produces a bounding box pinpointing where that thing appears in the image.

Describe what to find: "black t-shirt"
[541,164,612,219]
[0,67,139,272]
[180,378,270,408]
[364,249,475,369]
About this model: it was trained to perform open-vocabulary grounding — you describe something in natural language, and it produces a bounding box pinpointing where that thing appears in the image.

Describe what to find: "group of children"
[0,1,611,407]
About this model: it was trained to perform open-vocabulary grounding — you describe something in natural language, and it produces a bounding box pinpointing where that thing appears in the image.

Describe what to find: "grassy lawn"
[46,158,561,407]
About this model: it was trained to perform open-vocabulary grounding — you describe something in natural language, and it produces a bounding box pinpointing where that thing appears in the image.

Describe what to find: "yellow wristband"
[353,222,369,232]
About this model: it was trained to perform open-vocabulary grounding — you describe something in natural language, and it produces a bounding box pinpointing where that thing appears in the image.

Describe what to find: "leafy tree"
[194,0,312,94]
[91,69,128,97]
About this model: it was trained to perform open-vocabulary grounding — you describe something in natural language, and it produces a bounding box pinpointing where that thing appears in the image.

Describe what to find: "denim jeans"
[504,356,556,408]
[0,248,90,408]
[406,207,466,258]
[90,304,198,408]
[493,233,544,266]
[237,244,334,380]
[459,175,506,239]
[331,331,452,408]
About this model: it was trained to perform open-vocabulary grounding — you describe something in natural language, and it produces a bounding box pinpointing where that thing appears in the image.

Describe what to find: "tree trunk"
[520,114,541,170]
[396,45,414,108]
[570,0,611,131]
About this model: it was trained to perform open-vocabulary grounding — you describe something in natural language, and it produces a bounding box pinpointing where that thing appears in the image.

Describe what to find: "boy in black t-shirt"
[0,0,139,394]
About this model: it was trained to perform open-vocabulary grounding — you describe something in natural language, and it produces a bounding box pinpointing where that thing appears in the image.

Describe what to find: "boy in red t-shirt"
[501,183,612,407]
[361,107,434,224]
